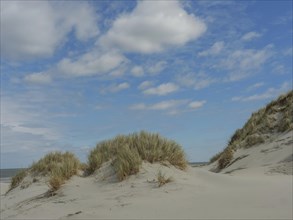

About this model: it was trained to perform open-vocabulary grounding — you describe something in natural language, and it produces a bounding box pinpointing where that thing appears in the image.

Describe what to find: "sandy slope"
[207,131,293,176]
[1,160,292,219]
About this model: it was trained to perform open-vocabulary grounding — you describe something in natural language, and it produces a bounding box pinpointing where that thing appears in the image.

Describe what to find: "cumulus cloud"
[1,96,62,154]
[130,99,188,111]
[1,1,99,61]
[176,72,215,90]
[131,66,144,77]
[188,100,206,109]
[99,0,206,53]
[232,82,290,102]
[221,45,273,81]
[246,82,265,91]
[198,41,224,56]
[24,72,52,84]
[138,81,154,90]
[241,31,262,41]
[130,99,205,114]
[147,61,167,75]
[101,82,130,94]
[58,50,127,77]
[143,83,179,96]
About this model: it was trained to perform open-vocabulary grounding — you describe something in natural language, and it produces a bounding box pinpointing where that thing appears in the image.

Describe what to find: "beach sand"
[1,162,292,219]
[1,131,292,219]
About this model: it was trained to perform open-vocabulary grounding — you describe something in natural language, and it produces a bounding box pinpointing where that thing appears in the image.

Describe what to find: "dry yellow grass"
[88,131,187,180]
[218,148,234,169]
[210,91,292,170]
[157,170,173,187]
[9,169,27,191]
[9,151,81,192]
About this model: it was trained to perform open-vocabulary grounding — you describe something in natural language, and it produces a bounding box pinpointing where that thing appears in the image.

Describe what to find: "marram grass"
[88,131,187,180]
[211,90,293,170]
[9,151,81,192]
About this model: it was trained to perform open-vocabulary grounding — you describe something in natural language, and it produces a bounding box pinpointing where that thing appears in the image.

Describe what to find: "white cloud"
[246,82,265,91]
[148,61,167,75]
[129,99,205,114]
[241,31,262,41]
[188,101,206,109]
[101,82,130,93]
[131,66,144,77]
[129,103,147,110]
[58,50,127,77]
[99,0,206,53]
[1,96,62,153]
[198,41,224,56]
[232,82,290,102]
[130,100,188,111]
[283,47,292,56]
[221,45,273,81]
[1,1,99,61]
[24,72,52,84]
[143,83,179,96]
[138,81,154,90]
[177,72,215,90]
[149,100,186,110]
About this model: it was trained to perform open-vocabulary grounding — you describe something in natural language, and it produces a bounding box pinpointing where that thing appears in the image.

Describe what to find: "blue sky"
[1,0,292,168]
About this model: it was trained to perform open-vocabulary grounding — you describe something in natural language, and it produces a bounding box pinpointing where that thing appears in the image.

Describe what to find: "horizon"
[1,0,292,169]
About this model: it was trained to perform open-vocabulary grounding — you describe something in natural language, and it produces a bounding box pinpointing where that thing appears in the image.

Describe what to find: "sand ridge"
[1,160,292,219]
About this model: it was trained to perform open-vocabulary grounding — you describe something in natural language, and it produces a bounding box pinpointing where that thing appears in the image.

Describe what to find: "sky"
[1,0,292,168]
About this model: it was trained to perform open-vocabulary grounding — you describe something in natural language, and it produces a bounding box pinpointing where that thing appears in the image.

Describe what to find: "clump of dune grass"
[157,170,173,187]
[209,151,223,164]
[88,131,187,180]
[113,145,142,181]
[9,169,27,191]
[8,151,80,192]
[218,148,234,170]
[243,134,265,148]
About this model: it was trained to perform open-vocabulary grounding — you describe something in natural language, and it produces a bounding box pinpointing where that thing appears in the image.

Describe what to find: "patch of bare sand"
[1,161,292,219]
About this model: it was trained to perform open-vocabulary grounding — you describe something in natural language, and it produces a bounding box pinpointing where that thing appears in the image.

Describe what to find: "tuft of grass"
[209,151,223,164]
[8,151,80,192]
[157,170,173,187]
[218,148,234,170]
[113,145,141,181]
[243,134,265,148]
[9,169,27,191]
[87,131,187,180]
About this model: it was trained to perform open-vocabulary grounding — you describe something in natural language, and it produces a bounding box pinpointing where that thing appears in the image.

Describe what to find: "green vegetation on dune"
[88,131,187,179]
[9,131,186,193]
[9,169,28,191]
[210,90,293,170]
[9,152,80,192]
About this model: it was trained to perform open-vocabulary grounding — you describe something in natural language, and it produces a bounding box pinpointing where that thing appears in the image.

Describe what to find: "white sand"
[1,161,292,219]
[207,131,293,176]
[1,131,292,219]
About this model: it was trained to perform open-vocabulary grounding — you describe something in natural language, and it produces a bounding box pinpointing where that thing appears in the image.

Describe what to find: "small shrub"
[218,148,233,169]
[157,170,173,187]
[9,169,27,190]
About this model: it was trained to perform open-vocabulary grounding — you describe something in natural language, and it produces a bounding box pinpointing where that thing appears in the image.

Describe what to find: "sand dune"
[1,160,292,219]
[208,131,293,176]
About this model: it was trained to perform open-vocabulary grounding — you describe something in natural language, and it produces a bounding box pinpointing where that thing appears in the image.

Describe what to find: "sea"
[0,168,26,183]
